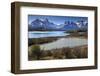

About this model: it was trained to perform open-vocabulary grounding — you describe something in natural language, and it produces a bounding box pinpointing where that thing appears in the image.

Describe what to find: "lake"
[28,31,69,38]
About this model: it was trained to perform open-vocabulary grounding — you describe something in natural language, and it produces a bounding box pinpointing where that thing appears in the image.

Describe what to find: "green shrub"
[31,45,42,60]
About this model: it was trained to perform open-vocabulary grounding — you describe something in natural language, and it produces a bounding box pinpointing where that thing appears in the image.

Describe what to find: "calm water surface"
[28,31,69,38]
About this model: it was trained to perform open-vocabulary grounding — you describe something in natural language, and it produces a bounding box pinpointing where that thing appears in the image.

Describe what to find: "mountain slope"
[28,18,87,31]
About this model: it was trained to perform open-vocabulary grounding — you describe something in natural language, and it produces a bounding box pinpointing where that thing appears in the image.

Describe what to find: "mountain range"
[28,18,88,31]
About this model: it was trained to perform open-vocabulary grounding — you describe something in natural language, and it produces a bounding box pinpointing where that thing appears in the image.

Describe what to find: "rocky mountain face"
[28,18,88,31]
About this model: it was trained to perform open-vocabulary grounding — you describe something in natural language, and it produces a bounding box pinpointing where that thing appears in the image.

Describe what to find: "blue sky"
[28,15,88,25]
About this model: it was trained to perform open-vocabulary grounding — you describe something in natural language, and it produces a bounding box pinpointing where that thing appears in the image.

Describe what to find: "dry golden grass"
[28,45,88,60]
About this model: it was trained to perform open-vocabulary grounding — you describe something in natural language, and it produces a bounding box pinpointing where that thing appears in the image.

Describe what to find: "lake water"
[40,37,87,50]
[28,31,69,38]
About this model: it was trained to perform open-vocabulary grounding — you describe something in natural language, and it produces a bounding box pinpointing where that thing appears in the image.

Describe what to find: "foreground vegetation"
[28,37,58,46]
[28,45,88,60]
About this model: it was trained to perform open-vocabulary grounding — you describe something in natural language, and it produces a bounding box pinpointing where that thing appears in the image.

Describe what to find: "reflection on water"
[40,37,87,50]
